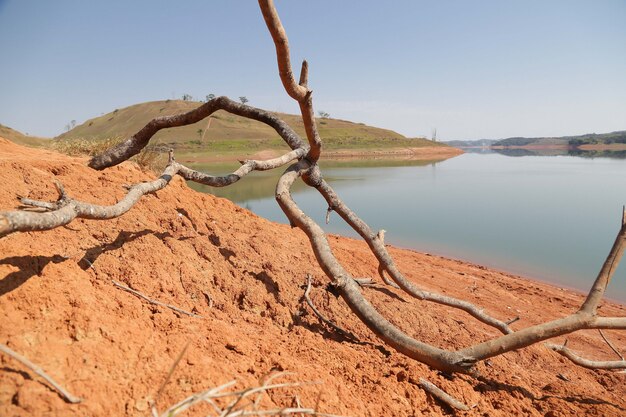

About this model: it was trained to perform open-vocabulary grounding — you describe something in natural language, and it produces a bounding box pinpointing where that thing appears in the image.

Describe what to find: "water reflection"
[468,148,626,159]
[186,157,446,203]
[185,151,626,301]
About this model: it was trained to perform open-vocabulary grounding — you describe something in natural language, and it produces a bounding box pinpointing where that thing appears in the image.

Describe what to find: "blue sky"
[0,0,625,140]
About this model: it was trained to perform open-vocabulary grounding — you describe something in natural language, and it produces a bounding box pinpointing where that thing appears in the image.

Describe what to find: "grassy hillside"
[493,130,626,147]
[0,124,49,148]
[55,100,446,156]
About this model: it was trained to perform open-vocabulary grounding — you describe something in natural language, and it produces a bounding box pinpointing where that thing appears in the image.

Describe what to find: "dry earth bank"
[0,138,625,416]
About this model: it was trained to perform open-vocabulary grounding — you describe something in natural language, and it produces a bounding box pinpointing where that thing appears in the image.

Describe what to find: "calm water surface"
[188,153,626,302]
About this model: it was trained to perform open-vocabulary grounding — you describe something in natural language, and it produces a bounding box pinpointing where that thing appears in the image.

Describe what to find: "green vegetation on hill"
[493,130,626,147]
[0,124,49,148]
[56,100,446,156]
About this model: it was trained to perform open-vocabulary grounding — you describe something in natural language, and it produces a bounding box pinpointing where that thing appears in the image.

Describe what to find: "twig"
[111,280,202,318]
[506,316,521,325]
[418,378,469,411]
[546,342,626,369]
[0,343,81,404]
[303,275,360,342]
[377,264,400,289]
[598,329,624,360]
[158,377,345,417]
[154,341,191,405]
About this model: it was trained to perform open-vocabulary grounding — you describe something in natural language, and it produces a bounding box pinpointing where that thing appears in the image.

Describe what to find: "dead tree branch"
[155,375,344,417]
[0,149,304,239]
[0,343,81,404]
[258,0,321,163]
[303,166,514,335]
[3,0,626,381]
[88,96,306,170]
[418,378,469,411]
[599,329,624,360]
[546,342,626,370]
[303,274,360,342]
[112,280,202,318]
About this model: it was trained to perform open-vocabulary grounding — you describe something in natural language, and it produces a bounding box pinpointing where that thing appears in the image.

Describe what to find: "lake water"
[187,151,626,302]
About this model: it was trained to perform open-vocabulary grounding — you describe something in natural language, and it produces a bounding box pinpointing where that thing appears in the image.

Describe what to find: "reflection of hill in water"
[493,148,626,159]
[186,157,446,203]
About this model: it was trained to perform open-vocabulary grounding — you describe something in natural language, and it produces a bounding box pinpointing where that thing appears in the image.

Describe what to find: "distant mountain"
[493,131,626,147]
[57,100,448,153]
[0,124,49,147]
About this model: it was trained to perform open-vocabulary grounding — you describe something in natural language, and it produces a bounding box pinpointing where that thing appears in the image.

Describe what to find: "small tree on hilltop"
[239,96,249,105]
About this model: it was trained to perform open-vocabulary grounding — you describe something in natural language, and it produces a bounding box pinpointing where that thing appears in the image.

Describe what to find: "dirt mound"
[1,137,625,416]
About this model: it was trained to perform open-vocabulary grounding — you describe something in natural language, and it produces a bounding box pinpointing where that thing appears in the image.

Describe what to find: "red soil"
[1,138,625,416]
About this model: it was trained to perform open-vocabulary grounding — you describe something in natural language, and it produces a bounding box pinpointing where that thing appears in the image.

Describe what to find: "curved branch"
[1,150,304,239]
[258,0,322,163]
[0,343,81,404]
[303,274,360,341]
[546,343,626,370]
[579,219,626,314]
[88,96,305,170]
[257,0,307,102]
[302,166,513,335]
[275,161,473,374]
[177,148,306,187]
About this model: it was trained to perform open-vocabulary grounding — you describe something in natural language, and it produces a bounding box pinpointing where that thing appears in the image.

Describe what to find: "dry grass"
[52,136,125,157]
[52,136,168,173]
[153,372,346,417]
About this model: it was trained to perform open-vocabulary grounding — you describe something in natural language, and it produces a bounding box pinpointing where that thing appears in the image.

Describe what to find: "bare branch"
[157,375,345,417]
[19,197,58,211]
[88,96,306,170]
[0,162,179,238]
[299,60,309,88]
[598,329,624,361]
[302,167,513,335]
[1,149,305,239]
[303,274,360,342]
[546,343,626,370]
[377,264,400,289]
[257,0,307,101]
[579,220,626,314]
[258,0,322,162]
[112,280,202,318]
[276,161,475,374]
[0,343,81,404]
[177,148,306,187]
[156,341,190,405]
[418,378,469,411]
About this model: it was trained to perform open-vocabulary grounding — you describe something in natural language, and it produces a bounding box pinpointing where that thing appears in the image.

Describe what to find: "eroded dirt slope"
[1,138,625,416]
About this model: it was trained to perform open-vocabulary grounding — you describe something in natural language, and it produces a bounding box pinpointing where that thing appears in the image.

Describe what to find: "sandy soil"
[1,138,625,416]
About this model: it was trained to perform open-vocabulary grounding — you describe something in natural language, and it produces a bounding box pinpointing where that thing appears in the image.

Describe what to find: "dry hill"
[1,138,625,416]
[55,100,449,159]
[0,124,49,148]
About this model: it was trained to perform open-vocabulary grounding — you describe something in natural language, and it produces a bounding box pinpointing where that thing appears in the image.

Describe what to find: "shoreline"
[383,238,626,306]
[489,144,626,151]
[177,145,463,163]
[3,136,626,416]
